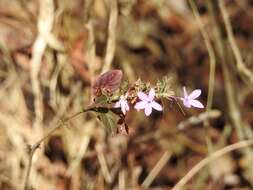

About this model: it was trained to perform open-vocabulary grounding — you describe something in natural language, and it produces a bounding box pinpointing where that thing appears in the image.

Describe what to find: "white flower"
[181,87,204,108]
[114,93,130,115]
[134,88,162,116]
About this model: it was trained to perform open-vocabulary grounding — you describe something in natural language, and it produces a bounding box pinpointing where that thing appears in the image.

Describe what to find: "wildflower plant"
[23,69,205,188]
[91,69,204,135]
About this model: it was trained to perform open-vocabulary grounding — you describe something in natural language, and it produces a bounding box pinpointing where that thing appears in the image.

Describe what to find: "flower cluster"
[114,87,204,116]
[92,70,205,135]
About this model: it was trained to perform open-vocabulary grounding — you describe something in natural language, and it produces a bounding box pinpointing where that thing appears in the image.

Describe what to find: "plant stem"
[23,109,90,190]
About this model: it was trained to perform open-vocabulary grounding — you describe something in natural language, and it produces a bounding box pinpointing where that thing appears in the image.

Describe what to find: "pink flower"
[134,88,163,116]
[181,87,204,108]
[114,93,129,115]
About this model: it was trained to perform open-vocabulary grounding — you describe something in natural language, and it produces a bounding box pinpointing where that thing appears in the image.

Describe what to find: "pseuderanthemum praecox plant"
[91,69,204,135]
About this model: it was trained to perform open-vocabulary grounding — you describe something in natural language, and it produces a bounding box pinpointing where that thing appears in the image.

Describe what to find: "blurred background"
[0,0,253,189]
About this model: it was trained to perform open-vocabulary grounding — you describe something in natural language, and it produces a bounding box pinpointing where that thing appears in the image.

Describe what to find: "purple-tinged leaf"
[93,70,123,97]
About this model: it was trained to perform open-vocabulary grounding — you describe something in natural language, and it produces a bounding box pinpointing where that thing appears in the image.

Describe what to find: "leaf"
[98,111,118,135]
[93,70,123,97]
[93,94,109,107]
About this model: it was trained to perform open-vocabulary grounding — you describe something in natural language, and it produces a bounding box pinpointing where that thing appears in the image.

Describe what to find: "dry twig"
[178,110,221,130]
[141,151,171,188]
[207,0,245,140]
[219,0,253,86]
[102,0,118,73]
[172,139,253,190]
[189,0,216,112]
[189,0,217,155]
[30,0,54,131]
[85,20,96,101]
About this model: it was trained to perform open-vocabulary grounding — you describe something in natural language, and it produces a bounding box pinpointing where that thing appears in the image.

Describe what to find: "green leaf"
[93,94,109,107]
[98,111,118,135]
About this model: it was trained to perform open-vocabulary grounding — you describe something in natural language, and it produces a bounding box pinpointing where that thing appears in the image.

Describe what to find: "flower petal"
[189,100,204,108]
[188,89,201,100]
[183,99,191,108]
[120,101,127,114]
[183,86,188,99]
[134,101,147,110]
[148,88,155,100]
[114,101,121,108]
[121,106,126,115]
[151,101,162,111]
[124,102,130,111]
[137,92,149,101]
[144,104,152,116]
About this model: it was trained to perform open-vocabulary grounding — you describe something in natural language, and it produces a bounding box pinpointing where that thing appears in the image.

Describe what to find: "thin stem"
[189,0,216,112]
[172,139,253,190]
[189,0,216,156]
[219,0,253,86]
[141,151,171,188]
[23,150,34,190]
[23,109,89,190]
[207,0,244,140]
